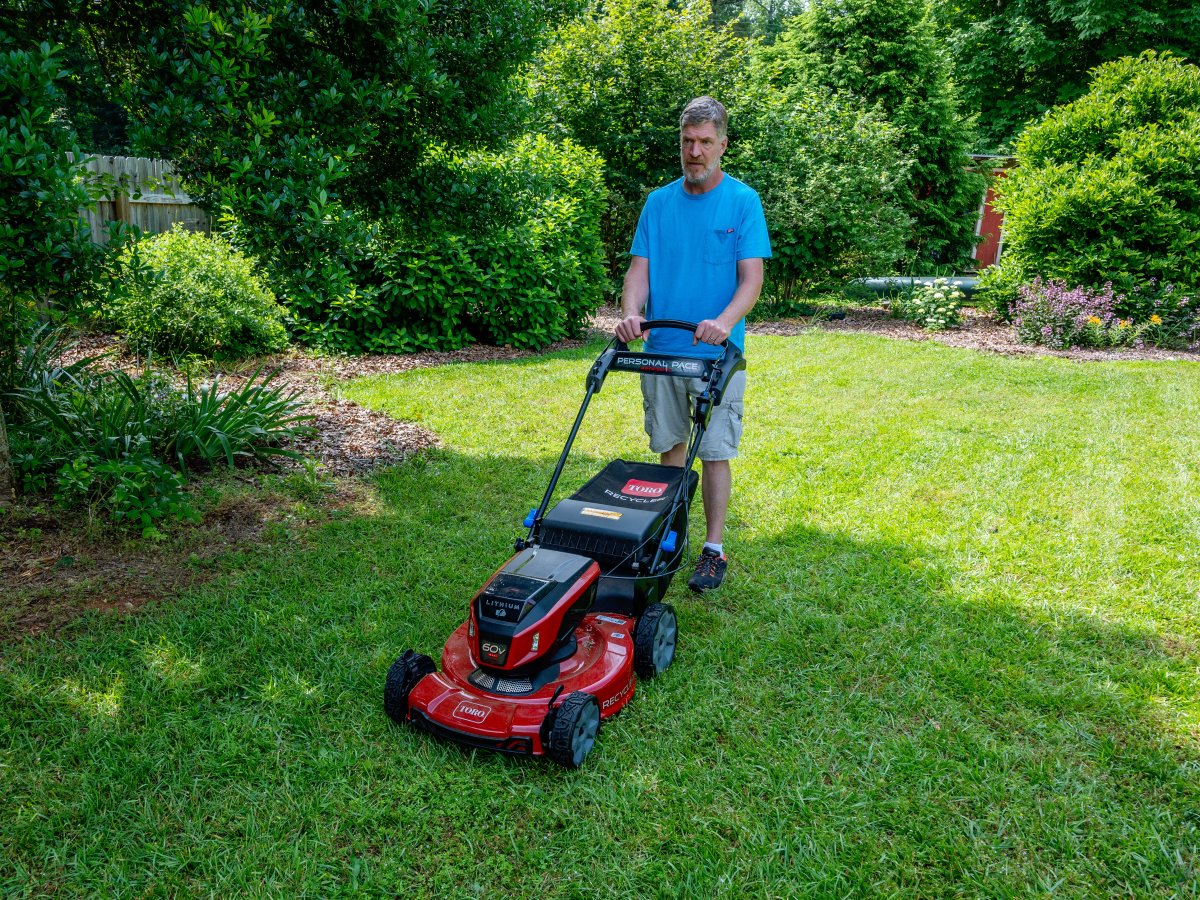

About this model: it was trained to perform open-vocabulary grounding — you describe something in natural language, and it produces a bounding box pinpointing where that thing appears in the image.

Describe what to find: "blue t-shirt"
[630,174,772,359]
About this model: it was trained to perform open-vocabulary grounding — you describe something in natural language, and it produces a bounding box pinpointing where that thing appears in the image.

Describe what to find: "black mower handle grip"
[615,318,729,352]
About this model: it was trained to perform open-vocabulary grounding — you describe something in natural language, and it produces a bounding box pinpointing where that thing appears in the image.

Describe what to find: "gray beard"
[682,160,718,185]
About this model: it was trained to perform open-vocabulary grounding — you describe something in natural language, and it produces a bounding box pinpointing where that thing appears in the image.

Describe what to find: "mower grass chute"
[384,320,745,767]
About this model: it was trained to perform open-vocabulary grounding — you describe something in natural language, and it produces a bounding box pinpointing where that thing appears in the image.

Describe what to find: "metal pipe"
[850,276,979,298]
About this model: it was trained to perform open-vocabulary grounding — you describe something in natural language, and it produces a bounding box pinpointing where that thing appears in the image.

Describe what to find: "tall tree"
[770,0,985,270]
[931,0,1200,152]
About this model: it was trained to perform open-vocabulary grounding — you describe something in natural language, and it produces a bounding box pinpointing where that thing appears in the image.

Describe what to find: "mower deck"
[405,614,636,756]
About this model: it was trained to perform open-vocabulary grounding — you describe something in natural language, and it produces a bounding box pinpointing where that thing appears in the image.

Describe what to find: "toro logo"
[621,479,668,499]
[453,702,490,723]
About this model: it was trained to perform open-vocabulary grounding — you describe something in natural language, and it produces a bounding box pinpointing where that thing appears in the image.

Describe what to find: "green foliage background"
[728,73,913,310]
[118,0,591,351]
[526,0,742,285]
[0,41,104,392]
[361,136,608,352]
[932,0,1200,152]
[766,0,986,271]
[986,52,1200,308]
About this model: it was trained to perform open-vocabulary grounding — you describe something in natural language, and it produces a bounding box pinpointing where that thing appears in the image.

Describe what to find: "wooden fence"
[75,154,209,242]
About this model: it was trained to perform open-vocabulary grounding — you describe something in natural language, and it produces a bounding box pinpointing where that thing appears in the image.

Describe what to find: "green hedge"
[111,227,288,360]
[310,135,607,353]
[984,52,1200,312]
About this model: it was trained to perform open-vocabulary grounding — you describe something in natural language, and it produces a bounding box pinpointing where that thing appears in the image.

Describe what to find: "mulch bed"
[754,305,1200,363]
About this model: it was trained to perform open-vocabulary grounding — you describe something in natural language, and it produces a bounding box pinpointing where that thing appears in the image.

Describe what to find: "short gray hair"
[679,96,727,138]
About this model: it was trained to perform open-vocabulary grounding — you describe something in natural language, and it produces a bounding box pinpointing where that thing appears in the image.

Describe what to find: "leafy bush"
[10,360,312,534]
[990,52,1200,304]
[111,227,288,359]
[13,365,310,470]
[122,0,576,351]
[893,278,966,331]
[363,135,607,352]
[932,0,1200,154]
[53,451,197,539]
[1010,279,1136,348]
[768,0,985,270]
[729,77,912,312]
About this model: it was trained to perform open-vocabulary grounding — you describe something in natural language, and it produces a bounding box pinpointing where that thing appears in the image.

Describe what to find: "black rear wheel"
[547,692,601,768]
[634,603,677,679]
[384,650,436,724]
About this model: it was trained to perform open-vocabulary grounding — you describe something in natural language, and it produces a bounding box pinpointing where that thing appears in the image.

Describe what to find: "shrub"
[53,451,197,539]
[170,370,314,470]
[365,135,607,351]
[1114,278,1200,349]
[1009,279,1135,349]
[10,361,312,533]
[111,227,288,359]
[768,0,985,270]
[990,52,1200,301]
[1008,275,1199,350]
[729,77,913,312]
[893,279,966,331]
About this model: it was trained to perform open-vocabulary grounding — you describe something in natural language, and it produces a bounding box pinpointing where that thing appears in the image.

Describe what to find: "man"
[615,96,771,593]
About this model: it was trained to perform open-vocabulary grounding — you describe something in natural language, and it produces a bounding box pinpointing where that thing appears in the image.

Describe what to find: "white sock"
[703,542,723,556]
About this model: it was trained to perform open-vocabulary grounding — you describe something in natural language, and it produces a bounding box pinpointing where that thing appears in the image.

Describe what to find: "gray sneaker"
[687,548,727,593]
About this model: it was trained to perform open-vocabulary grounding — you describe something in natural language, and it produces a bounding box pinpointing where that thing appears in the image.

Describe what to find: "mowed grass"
[2,330,1198,897]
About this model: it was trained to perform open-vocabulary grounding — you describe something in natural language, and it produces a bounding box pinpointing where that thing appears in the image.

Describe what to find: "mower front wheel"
[384,650,436,724]
[634,603,678,679]
[547,692,601,768]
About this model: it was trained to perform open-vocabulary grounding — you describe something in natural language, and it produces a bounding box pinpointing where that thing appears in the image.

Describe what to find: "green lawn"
[2,331,1198,897]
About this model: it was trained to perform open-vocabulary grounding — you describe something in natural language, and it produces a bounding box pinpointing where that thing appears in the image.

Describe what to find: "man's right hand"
[615,315,648,344]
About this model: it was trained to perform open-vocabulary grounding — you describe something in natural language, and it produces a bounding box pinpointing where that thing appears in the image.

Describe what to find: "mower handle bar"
[523,320,745,548]
[614,318,728,352]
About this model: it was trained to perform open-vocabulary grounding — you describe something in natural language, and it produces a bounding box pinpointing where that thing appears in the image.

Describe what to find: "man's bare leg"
[661,442,730,546]
[700,459,730,545]
[660,442,686,468]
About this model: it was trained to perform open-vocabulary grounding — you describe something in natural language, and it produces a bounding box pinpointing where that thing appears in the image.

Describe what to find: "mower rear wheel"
[384,650,436,724]
[634,603,677,679]
[547,692,601,768]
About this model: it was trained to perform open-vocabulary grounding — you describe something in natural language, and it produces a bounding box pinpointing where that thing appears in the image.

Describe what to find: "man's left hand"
[693,319,731,345]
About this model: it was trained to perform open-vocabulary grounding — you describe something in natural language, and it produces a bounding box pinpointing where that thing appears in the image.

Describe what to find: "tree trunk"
[0,399,14,507]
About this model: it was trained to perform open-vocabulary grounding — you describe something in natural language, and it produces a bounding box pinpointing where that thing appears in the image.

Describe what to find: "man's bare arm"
[615,255,650,343]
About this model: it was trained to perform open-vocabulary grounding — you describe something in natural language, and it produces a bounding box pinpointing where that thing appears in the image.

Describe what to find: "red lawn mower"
[383,320,745,767]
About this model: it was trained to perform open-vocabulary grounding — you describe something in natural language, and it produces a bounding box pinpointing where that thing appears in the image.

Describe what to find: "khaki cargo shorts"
[641,370,746,461]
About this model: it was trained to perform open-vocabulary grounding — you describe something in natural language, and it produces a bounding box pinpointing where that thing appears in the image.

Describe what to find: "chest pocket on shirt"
[704,227,737,265]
